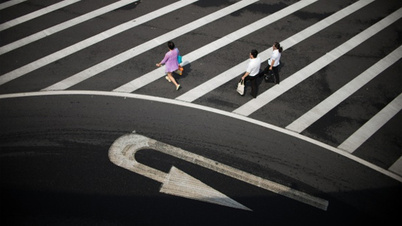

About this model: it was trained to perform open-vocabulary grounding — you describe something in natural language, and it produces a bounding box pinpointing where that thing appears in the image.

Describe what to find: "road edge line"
[1,90,401,182]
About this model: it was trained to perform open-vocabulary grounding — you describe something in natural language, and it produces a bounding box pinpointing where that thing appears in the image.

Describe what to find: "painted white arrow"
[108,133,329,211]
[108,133,251,211]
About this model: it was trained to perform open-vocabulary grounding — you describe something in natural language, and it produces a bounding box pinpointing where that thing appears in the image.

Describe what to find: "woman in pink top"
[156,41,181,90]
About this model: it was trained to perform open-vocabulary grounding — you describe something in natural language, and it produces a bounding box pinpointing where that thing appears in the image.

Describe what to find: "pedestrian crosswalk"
[0,0,401,180]
[176,0,374,102]
[0,0,139,54]
[338,93,402,153]
[0,0,80,31]
[233,7,402,116]
[43,0,259,91]
[0,0,26,10]
[286,45,402,133]
[114,0,317,93]
[0,0,197,86]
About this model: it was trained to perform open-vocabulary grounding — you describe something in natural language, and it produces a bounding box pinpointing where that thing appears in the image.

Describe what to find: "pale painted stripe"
[286,45,402,133]
[114,0,318,93]
[0,0,81,31]
[338,93,402,153]
[176,0,374,102]
[0,0,198,86]
[0,0,26,10]
[1,90,401,182]
[389,156,402,177]
[0,0,139,55]
[43,0,258,91]
[233,7,402,116]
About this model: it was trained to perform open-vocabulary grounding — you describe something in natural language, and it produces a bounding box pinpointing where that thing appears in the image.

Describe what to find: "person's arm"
[156,52,169,67]
[242,60,253,80]
[269,59,275,70]
[269,51,278,70]
[241,72,250,80]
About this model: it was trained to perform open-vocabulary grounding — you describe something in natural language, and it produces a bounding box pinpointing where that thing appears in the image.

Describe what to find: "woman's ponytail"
[274,42,283,53]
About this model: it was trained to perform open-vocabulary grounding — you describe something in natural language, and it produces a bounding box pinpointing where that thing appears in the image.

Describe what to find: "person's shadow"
[172,61,192,82]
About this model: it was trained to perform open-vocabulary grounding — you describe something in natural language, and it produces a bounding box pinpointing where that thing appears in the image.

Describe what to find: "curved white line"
[1,90,401,182]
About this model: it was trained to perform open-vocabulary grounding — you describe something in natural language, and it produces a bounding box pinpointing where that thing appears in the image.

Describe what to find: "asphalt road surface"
[1,0,401,225]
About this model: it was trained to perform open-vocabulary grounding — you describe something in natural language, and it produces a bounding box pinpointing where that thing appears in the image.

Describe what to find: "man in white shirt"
[241,49,261,98]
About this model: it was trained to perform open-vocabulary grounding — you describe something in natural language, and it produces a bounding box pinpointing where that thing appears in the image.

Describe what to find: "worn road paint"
[108,133,329,211]
[108,133,252,211]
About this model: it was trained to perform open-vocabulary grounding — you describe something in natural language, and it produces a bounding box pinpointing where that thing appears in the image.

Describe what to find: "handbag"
[236,79,245,96]
[178,55,182,64]
[264,70,275,83]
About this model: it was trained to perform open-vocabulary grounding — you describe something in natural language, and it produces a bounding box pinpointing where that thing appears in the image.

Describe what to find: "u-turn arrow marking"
[108,133,251,211]
[108,133,329,211]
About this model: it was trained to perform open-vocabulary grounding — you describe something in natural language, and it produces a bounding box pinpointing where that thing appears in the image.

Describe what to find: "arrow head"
[160,166,252,211]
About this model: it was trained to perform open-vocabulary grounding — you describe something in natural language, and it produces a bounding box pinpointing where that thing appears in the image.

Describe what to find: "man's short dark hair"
[251,49,258,58]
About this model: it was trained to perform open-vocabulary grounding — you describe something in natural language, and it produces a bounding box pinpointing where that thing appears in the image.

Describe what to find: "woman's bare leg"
[167,72,179,88]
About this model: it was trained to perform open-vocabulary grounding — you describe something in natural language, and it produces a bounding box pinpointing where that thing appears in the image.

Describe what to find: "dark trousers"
[259,65,280,84]
[244,75,257,98]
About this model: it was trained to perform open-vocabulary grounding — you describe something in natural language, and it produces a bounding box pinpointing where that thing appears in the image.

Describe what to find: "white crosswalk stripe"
[0,0,140,55]
[0,0,27,10]
[389,156,402,176]
[1,0,401,179]
[0,0,81,31]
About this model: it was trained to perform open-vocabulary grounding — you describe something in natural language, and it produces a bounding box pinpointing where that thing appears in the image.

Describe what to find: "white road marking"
[0,0,198,86]
[233,7,402,116]
[108,133,252,211]
[109,133,328,210]
[175,0,374,102]
[338,93,402,153]
[286,45,402,133]
[389,156,402,176]
[0,0,81,31]
[0,0,26,10]
[113,0,318,93]
[42,0,259,91]
[1,90,401,183]
[0,0,139,55]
